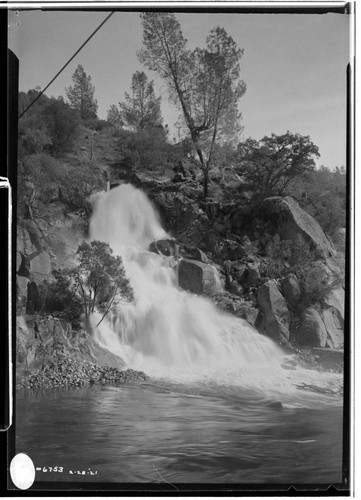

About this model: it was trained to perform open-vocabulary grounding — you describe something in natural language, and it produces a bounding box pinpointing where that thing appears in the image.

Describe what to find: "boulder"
[257,281,290,343]
[324,286,344,318]
[322,307,344,349]
[149,239,180,257]
[296,307,327,347]
[16,276,29,315]
[282,273,302,307]
[264,196,336,258]
[178,259,222,296]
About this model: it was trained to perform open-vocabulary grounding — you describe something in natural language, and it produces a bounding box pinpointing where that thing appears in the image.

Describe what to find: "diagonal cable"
[18,11,114,119]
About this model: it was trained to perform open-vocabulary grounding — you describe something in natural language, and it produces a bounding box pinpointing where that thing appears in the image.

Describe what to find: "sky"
[8,9,350,169]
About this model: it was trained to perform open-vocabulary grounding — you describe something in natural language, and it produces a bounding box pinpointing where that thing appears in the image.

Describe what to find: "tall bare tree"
[138,13,246,197]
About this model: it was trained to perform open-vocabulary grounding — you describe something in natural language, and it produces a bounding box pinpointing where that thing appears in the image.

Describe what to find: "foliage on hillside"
[19,89,80,157]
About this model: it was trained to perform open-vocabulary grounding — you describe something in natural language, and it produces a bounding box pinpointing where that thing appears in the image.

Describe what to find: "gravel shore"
[17,355,148,390]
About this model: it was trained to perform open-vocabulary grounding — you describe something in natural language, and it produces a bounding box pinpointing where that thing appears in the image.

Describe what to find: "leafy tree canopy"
[236,131,320,201]
[18,90,80,157]
[69,240,134,329]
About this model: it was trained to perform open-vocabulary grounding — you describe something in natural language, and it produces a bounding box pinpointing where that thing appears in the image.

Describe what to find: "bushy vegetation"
[43,241,134,330]
[19,90,80,157]
[17,153,102,222]
[116,126,183,173]
[45,269,84,328]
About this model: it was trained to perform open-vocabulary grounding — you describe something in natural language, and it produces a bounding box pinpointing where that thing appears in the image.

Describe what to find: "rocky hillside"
[16,124,346,382]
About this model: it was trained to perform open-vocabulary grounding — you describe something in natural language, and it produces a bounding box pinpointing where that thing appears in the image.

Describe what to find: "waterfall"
[88,184,340,394]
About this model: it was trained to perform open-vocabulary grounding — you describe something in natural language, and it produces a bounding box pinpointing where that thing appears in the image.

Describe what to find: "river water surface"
[16,379,343,487]
[16,185,345,489]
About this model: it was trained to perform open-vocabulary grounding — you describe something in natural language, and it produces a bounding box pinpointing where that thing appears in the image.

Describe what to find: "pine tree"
[65,64,98,120]
[119,71,162,130]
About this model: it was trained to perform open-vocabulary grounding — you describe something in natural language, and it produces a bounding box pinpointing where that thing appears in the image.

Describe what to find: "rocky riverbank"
[16,315,148,390]
[17,356,147,390]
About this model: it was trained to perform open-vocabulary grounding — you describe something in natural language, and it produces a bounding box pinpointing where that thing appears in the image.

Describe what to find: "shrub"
[84,118,110,131]
[45,269,83,328]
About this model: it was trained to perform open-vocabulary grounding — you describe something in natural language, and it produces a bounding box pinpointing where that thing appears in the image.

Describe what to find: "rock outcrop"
[264,196,336,258]
[257,281,290,343]
[296,307,327,348]
[178,259,222,296]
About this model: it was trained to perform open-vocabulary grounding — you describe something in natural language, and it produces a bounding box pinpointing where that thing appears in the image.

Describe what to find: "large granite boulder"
[322,307,344,349]
[264,196,336,258]
[296,307,327,347]
[257,281,290,343]
[178,259,222,296]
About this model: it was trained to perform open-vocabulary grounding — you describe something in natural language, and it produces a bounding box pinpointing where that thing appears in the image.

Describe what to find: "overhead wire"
[18,11,115,120]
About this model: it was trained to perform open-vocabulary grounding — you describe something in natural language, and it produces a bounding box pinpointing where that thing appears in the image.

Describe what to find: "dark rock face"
[296,307,327,348]
[257,281,290,343]
[178,259,221,296]
[264,196,336,258]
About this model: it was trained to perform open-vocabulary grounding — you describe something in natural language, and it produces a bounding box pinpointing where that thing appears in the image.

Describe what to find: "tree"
[69,240,133,330]
[119,71,163,130]
[138,13,246,197]
[235,132,320,201]
[45,269,83,327]
[18,90,80,157]
[65,64,98,120]
[107,104,124,128]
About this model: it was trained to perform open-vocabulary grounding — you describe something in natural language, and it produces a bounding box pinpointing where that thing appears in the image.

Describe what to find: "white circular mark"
[10,453,35,490]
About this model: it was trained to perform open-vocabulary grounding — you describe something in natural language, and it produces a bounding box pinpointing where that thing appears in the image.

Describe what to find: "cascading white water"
[88,184,341,395]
